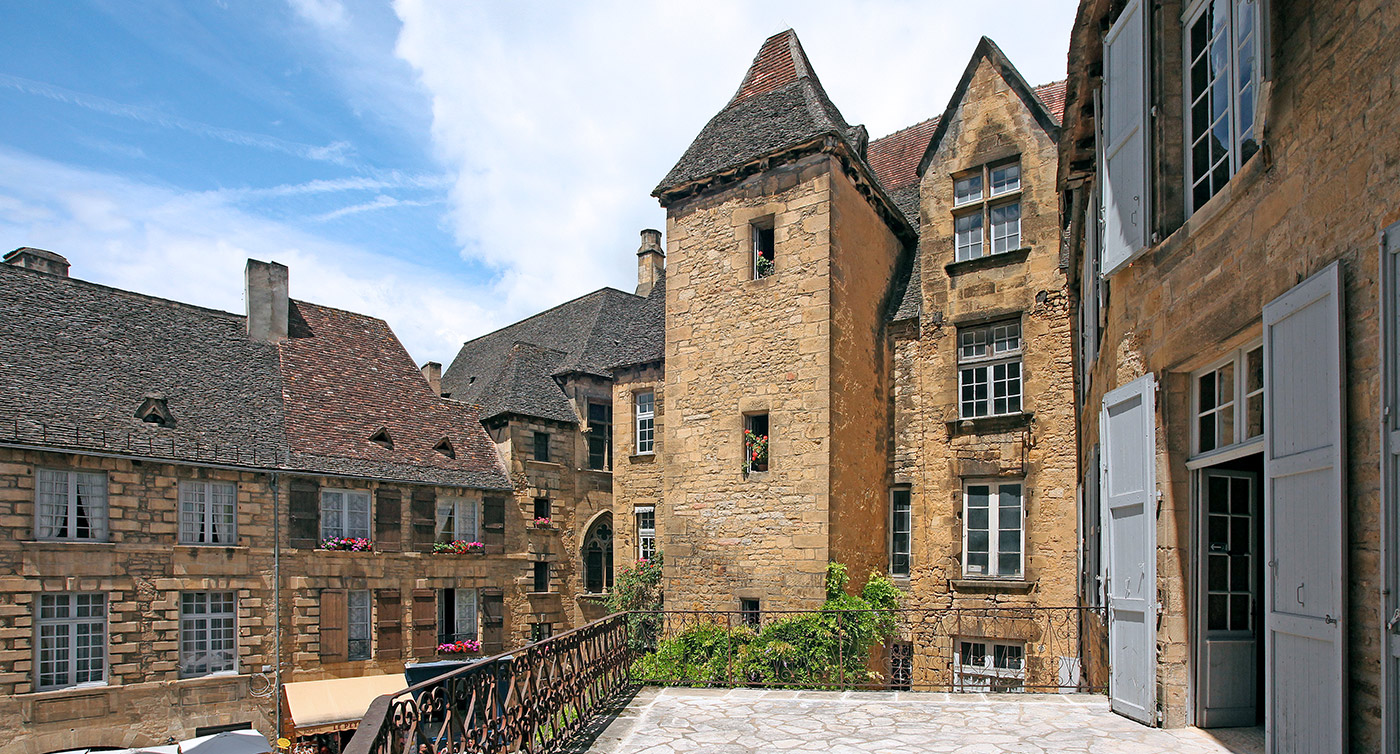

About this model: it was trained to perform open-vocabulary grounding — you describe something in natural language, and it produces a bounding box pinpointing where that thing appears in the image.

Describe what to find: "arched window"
[584,514,613,593]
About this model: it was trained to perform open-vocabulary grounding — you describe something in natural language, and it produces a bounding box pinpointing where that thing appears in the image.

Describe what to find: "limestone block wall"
[612,366,664,573]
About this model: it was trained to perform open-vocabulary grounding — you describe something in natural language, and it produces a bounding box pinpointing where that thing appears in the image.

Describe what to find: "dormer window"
[433,437,456,459]
[135,392,175,428]
[369,427,394,450]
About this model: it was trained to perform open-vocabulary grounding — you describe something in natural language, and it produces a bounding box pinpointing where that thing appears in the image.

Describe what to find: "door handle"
[1388,608,1400,632]
[1325,615,1339,625]
[1296,582,1305,606]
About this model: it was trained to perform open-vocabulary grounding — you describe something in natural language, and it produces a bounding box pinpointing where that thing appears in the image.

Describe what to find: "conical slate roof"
[654,30,866,196]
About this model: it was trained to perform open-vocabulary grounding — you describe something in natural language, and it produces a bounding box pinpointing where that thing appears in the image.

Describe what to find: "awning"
[282,675,408,736]
[179,731,271,754]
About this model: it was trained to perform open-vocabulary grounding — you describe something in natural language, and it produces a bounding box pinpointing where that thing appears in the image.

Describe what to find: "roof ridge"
[729,29,814,106]
[457,286,638,348]
[869,116,941,145]
[0,262,246,323]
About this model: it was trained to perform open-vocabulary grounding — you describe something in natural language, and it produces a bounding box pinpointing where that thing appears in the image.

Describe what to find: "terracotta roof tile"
[867,117,940,192]
[730,30,808,104]
[1033,80,1068,123]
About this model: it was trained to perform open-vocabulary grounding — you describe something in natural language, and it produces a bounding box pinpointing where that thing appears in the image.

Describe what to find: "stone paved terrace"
[576,687,1265,754]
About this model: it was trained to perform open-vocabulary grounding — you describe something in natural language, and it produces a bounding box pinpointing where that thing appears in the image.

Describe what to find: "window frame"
[636,505,656,561]
[347,590,372,661]
[1190,341,1265,459]
[587,402,613,471]
[532,431,550,463]
[1182,0,1262,215]
[634,390,655,455]
[35,592,107,691]
[954,638,1025,692]
[889,487,911,578]
[739,598,761,628]
[320,488,371,541]
[957,320,1025,419]
[751,217,776,279]
[951,159,1023,262]
[533,561,551,593]
[179,479,237,546]
[744,412,770,474]
[34,468,108,542]
[180,591,237,678]
[962,480,1025,580]
[438,587,478,644]
[436,497,480,543]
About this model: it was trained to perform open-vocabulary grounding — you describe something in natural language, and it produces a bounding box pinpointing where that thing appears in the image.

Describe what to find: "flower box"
[432,540,485,555]
[320,537,372,552]
[532,517,555,529]
[437,639,482,654]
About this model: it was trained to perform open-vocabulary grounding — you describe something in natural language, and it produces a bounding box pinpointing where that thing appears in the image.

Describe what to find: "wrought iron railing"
[0,411,285,467]
[346,606,1107,753]
[344,612,633,754]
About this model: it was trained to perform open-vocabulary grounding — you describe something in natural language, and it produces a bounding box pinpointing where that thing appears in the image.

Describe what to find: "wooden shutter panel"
[412,589,437,656]
[289,478,320,549]
[482,496,506,553]
[375,588,402,660]
[481,591,505,655]
[319,589,348,663]
[411,488,436,552]
[375,488,402,551]
[1101,0,1149,275]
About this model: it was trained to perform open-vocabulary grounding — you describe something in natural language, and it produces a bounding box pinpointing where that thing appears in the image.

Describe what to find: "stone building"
[0,251,517,752]
[1058,0,1398,749]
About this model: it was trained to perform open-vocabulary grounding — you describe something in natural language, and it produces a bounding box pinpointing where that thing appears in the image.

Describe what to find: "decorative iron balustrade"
[0,411,286,467]
[344,612,633,754]
[346,606,1107,753]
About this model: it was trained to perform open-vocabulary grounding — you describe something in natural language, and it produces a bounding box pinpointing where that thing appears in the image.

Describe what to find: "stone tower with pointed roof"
[650,30,917,611]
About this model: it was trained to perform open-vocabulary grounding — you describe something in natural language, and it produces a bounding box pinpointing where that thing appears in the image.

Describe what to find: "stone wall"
[612,366,664,574]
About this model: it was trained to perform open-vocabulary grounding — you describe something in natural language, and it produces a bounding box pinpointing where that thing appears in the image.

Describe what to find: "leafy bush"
[608,552,664,652]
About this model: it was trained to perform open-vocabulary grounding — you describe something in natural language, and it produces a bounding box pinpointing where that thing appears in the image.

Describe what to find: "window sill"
[582,467,613,476]
[946,412,1033,437]
[26,680,110,697]
[945,246,1031,276]
[951,578,1035,593]
[175,543,246,550]
[745,274,778,287]
[527,591,557,598]
[629,452,657,463]
[577,592,610,602]
[25,539,114,547]
[526,459,562,468]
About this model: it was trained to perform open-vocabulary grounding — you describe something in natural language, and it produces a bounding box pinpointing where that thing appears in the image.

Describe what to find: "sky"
[0,0,1079,364]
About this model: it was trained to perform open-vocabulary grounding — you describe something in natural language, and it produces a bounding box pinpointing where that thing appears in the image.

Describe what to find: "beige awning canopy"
[282,675,407,736]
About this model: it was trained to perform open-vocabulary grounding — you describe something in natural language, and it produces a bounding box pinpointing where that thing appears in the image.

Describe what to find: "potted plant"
[437,638,482,654]
[432,540,485,555]
[533,517,555,529]
[320,537,372,552]
[743,429,769,473]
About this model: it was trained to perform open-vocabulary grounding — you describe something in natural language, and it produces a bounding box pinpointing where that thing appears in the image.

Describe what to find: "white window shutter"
[1102,0,1149,275]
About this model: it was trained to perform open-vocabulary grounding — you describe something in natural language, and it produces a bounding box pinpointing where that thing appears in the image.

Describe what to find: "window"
[635,391,655,454]
[530,623,553,643]
[958,321,1023,418]
[347,590,371,661]
[952,160,1022,262]
[35,469,108,541]
[752,218,775,279]
[890,488,911,577]
[1193,343,1264,456]
[180,591,236,677]
[587,402,612,471]
[889,641,913,691]
[1184,0,1260,213]
[36,593,106,690]
[533,431,550,462]
[584,515,614,593]
[963,481,1024,579]
[744,413,769,473]
[436,497,479,543]
[320,489,371,541]
[740,599,761,628]
[438,588,477,643]
[179,480,236,545]
[533,561,551,593]
[636,506,656,561]
[955,639,1024,691]
[533,497,552,521]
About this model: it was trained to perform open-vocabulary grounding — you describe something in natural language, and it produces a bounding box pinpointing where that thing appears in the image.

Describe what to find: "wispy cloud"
[310,193,438,222]
[0,72,357,166]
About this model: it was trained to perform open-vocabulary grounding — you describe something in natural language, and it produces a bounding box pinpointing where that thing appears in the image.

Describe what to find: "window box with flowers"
[532,517,555,529]
[437,638,482,655]
[432,540,485,555]
[743,413,769,475]
[320,537,372,552]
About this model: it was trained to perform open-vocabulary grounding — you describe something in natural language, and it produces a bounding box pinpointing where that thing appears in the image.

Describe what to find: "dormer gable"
[368,426,394,450]
[134,392,176,428]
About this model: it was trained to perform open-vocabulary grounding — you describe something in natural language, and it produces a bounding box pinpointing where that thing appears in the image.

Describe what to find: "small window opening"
[533,497,552,521]
[533,431,550,462]
[433,437,456,459]
[744,413,769,474]
[533,561,550,593]
[740,598,761,628]
[369,427,394,449]
[751,218,775,279]
[135,392,176,428]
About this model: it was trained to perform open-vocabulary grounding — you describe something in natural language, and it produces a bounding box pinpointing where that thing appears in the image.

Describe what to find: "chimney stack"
[421,362,443,396]
[4,247,70,277]
[245,259,289,343]
[636,228,665,297]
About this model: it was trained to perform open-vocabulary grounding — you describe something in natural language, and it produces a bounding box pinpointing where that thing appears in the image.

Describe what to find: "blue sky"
[0,0,1078,363]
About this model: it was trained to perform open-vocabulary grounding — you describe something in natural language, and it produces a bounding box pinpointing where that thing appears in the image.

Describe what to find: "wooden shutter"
[1383,225,1400,751]
[319,589,348,663]
[411,488,436,552]
[375,487,402,551]
[1263,262,1346,753]
[481,590,505,655]
[289,478,320,549]
[483,496,506,553]
[412,589,437,656]
[1100,373,1156,724]
[1101,0,1149,275]
[375,588,402,660]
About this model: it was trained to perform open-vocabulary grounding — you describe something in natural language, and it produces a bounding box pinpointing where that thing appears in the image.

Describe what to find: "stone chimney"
[4,247,70,277]
[245,259,289,343]
[421,362,443,396]
[636,229,665,297]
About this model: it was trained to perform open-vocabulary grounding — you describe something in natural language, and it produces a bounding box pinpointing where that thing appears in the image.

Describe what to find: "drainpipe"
[272,471,283,736]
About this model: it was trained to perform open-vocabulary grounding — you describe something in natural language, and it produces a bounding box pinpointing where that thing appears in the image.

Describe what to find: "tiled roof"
[654,30,859,196]
[867,118,940,195]
[1033,80,1068,123]
[441,279,663,424]
[280,300,510,488]
[0,262,510,489]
